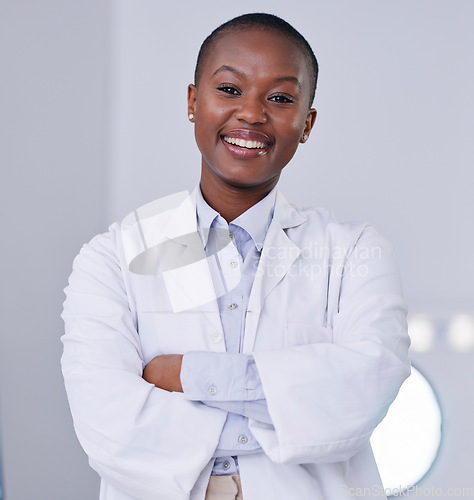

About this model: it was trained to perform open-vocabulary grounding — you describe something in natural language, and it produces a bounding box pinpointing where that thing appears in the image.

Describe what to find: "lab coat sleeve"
[61,226,225,500]
[250,224,411,465]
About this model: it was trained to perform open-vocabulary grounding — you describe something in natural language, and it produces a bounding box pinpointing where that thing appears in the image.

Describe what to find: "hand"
[143,354,184,393]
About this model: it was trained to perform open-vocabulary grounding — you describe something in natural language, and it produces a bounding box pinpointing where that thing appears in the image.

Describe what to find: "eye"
[268,94,294,104]
[217,85,241,96]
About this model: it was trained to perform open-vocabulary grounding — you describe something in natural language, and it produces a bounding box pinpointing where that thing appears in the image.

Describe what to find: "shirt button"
[238,435,248,444]
[223,460,231,470]
[229,232,234,240]
[228,303,238,310]
[208,386,217,395]
[229,259,238,268]
[209,329,222,343]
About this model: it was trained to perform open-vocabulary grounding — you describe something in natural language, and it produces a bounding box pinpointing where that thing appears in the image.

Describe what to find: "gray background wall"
[0,1,473,499]
[0,0,106,498]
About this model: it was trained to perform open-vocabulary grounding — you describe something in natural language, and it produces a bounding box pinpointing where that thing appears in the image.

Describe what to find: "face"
[188,28,317,193]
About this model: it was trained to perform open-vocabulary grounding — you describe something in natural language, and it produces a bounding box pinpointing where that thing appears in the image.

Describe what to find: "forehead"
[201,28,311,88]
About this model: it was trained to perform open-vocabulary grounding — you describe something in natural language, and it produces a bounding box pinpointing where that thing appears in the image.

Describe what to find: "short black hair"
[194,13,319,107]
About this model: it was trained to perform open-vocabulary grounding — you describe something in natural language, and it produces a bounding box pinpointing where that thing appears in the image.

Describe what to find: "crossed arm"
[143,351,272,425]
[143,354,184,392]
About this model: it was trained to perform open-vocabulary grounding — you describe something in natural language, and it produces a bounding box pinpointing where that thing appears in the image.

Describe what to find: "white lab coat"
[61,186,410,500]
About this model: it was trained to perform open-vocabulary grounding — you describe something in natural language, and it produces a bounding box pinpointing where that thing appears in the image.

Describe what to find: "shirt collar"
[195,183,277,252]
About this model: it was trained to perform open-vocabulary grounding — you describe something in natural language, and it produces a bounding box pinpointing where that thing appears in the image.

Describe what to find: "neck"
[199,170,279,224]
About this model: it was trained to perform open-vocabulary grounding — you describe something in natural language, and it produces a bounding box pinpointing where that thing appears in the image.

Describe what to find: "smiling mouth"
[223,136,268,150]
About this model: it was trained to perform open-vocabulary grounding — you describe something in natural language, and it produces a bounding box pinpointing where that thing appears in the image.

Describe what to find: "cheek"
[195,94,229,121]
[275,115,305,144]
[195,108,228,141]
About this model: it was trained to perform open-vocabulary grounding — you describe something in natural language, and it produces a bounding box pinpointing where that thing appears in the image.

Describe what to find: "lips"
[220,129,272,159]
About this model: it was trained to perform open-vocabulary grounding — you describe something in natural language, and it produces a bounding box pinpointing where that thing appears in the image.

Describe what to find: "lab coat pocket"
[285,322,333,347]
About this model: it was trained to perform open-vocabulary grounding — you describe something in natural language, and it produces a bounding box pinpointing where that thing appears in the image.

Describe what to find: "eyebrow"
[211,65,302,90]
[274,76,301,91]
[212,65,242,78]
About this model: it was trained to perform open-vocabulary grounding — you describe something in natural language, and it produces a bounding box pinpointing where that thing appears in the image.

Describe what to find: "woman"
[61,13,410,500]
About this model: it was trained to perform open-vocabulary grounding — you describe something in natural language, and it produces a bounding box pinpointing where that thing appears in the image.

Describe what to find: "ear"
[300,108,317,143]
[187,84,197,121]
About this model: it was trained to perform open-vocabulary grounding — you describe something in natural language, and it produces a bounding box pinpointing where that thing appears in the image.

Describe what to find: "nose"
[234,94,267,124]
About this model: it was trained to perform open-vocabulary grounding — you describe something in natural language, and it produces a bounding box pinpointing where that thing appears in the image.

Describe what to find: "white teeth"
[224,136,266,149]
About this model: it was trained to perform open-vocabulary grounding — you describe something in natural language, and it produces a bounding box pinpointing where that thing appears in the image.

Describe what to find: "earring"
[302,133,308,141]
[188,113,194,121]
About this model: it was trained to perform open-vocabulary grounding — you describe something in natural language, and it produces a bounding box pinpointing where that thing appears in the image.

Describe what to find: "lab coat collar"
[161,184,307,241]
[273,189,307,230]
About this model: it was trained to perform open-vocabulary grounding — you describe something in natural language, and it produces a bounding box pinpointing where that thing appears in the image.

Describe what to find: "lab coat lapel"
[161,187,224,349]
[242,191,307,354]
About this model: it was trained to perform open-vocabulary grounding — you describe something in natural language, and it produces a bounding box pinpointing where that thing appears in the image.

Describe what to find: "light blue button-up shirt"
[180,184,276,476]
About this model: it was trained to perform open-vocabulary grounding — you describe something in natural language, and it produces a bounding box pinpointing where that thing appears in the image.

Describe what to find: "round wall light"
[371,365,442,495]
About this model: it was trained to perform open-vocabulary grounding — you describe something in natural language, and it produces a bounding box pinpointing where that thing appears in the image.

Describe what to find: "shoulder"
[83,189,192,247]
[283,199,374,247]
[279,196,396,268]
[67,223,124,295]
[73,189,194,272]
